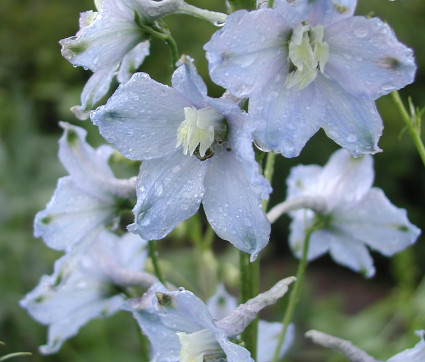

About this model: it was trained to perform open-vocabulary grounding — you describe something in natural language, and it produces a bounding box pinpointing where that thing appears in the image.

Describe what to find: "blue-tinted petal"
[58,122,135,199]
[325,16,416,99]
[328,232,375,277]
[274,0,357,27]
[72,65,117,120]
[207,284,238,321]
[252,80,322,158]
[59,1,145,72]
[317,150,374,210]
[91,72,190,160]
[316,74,383,156]
[202,148,270,261]
[34,177,114,251]
[21,230,147,354]
[336,188,420,256]
[129,150,207,241]
[286,164,323,200]
[117,40,150,83]
[257,321,295,362]
[388,330,425,362]
[205,9,289,97]
[171,55,209,108]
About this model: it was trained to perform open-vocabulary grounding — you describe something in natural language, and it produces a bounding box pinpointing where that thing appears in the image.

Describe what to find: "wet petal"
[91,72,191,160]
[129,150,207,241]
[336,188,420,256]
[252,80,322,158]
[274,0,357,27]
[316,74,383,157]
[325,16,416,99]
[71,65,117,120]
[202,148,270,261]
[117,40,150,83]
[205,9,289,97]
[34,177,114,251]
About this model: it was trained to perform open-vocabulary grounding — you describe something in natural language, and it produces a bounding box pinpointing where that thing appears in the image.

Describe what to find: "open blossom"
[204,0,416,157]
[20,231,155,354]
[34,122,136,251]
[60,0,150,119]
[91,57,271,261]
[285,149,420,277]
[124,277,295,361]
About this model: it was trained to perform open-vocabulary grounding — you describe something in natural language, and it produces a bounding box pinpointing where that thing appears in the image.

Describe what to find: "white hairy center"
[176,107,226,158]
[285,23,329,91]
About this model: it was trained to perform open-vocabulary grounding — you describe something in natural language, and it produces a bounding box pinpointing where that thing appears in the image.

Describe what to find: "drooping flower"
[204,0,416,157]
[124,277,295,361]
[20,231,155,354]
[91,56,271,261]
[284,149,420,277]
[34,122,136,251]
[207,284,295,362]
[60,0,151,119]
[388,330,425,362]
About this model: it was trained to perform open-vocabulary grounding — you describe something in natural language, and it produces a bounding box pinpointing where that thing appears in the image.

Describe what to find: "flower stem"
[391,91,425,168]
[227,0,257,11]
[262,152,276,211]
[239,251,259,358]
[268,0,275,8]
[178,2,227,25]
[272,226,314,362]
[148,240,165,285]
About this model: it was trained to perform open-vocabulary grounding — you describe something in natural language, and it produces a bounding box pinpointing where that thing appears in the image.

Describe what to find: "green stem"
[148,240,165,285]
[391,91,425,168]
[227,0,257,12]
[240,151,277,358]
[239,251,259,358]
[268,0,275,8]
[272,227,314,362]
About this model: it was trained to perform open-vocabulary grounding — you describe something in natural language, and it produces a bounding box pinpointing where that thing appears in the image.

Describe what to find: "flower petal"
[71,65,117,120]
[129,150,207,241]
[274,0,357,27]
[59,1,144,72]
[252,80,322,158]
[336,188,420,256]
[325,16,416,99]
[328,232,375,277]
[34,177,113,251]
[58,122,135,199]
[202,148,270,261]
[207,284,238,321]
[316,74,383,157]
[117,40,150,83]
[388,330,425,362]
[317,149,374,210]
[91,72,191,160]
[204,9,289,97]
[258,321,295,362]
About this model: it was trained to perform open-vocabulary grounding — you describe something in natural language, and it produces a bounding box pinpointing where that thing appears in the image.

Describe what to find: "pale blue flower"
[60,0,150,119]
[207,284,295,362]
[34,122,136,251]
[204,0,416,157]
[285,149,420,277]
[124,277,295,361]
[388,330,425,362]
[20,231,154,354]
[91,57,271,261]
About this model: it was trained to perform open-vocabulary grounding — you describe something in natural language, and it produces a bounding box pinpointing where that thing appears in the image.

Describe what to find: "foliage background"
[0,0,424,361]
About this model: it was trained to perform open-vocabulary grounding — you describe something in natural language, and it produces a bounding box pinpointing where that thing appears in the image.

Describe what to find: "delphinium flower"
[306,329,425,362]
[204,0,416,157]
[60,0,151,119]
[281,149,420,277]
[207,284,295,361]
[34,122,136,251]
[91,56,271,261]
[20,231,155,354]
[124,277,295,361]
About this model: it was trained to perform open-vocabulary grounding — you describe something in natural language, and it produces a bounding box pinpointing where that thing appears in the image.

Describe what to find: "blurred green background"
[0,0,424,361]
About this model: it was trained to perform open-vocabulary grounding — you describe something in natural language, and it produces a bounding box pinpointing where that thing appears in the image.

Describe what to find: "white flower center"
[285,23,329,91]
[176,107,226,159]
[177,329,225,362]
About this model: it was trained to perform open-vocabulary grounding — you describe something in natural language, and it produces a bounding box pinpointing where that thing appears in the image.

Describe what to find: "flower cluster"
[21,0,422,359]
